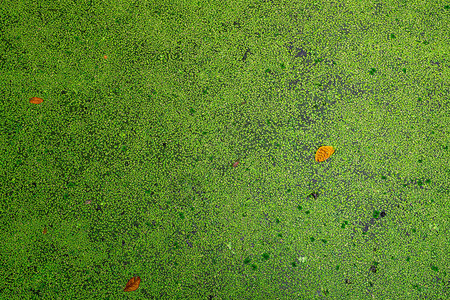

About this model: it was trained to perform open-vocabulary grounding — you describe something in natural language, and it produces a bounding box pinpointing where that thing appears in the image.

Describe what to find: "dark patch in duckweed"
[309,192,318,199]
[362,225,369,233]
[29,287,42,297]
[242,48,251,62]
[294,48,308,58]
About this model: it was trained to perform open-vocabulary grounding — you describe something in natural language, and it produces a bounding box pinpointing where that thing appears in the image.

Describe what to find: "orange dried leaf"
[29,97,44,104]
[124,276,141,292]
[315,146,335,162]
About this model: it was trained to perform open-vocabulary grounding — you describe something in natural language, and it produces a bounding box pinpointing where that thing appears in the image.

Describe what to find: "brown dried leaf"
[124,276,141,292]
[29,97,44,104]
[315,146,335,162]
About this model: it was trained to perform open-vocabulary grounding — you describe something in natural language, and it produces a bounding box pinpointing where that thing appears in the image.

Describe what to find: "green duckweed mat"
[1,1,449,299]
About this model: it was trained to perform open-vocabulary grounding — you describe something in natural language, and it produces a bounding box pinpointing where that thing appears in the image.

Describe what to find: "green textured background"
[1,0,449,299]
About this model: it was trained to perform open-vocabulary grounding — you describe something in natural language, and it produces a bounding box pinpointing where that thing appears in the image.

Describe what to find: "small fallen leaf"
[124,276,141,292]
[29,97,44,104]
[232,161,239,168]
[43,227,47,234]
[315,146,335,162]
